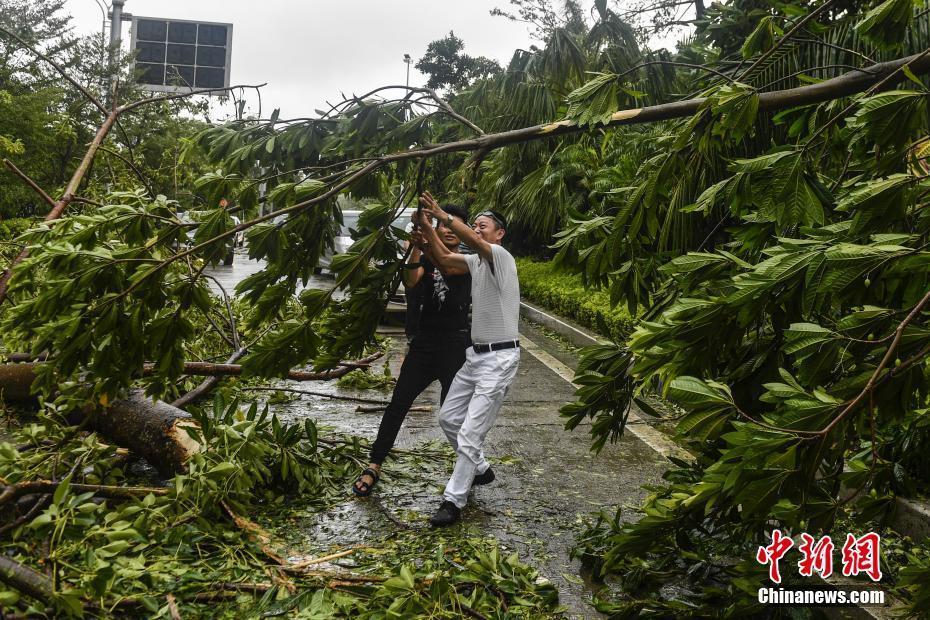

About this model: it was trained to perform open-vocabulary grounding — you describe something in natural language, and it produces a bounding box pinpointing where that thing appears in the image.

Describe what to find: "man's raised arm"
[419,192,494,264]
[414,210,469,273]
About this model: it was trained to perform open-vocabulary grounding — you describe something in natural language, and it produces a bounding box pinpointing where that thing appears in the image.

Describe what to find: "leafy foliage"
[0,396,561,617]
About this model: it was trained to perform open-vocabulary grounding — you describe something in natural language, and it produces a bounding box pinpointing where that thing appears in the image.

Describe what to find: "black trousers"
[369,331,468,465]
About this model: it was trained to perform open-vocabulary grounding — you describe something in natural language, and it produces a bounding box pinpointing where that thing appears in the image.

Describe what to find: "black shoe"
[473,467,495,486]
[429,500,461,527]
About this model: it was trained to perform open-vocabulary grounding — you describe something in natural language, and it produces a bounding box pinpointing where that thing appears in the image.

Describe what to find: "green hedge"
[0,218,35,241]
[516,258,635,342]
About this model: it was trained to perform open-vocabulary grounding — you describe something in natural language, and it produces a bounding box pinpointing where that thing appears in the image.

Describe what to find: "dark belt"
[472,340,520,353]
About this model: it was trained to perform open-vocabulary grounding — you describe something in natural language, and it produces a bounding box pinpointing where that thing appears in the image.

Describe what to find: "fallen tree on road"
[0,350,384,475]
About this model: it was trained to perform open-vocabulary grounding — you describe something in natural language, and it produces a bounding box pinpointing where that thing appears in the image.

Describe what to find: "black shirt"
[405,258,471,340]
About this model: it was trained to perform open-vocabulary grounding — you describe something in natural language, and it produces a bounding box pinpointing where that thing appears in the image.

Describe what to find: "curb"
[519,300,606,348]
[518,299,693,466]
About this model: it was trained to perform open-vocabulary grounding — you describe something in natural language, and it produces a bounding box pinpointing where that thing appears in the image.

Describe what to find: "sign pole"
[108,0,126,105]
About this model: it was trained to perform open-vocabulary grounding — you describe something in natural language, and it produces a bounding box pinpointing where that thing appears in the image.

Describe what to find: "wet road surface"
[206,253,670,618]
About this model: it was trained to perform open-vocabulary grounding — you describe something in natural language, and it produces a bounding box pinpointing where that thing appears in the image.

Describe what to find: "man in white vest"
[414,191,521,527]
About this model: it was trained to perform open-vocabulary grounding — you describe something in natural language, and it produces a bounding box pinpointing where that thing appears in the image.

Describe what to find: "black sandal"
[352,467,380,497]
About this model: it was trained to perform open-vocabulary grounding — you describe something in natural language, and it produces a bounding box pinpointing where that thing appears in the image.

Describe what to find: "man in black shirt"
[352,203,472,496]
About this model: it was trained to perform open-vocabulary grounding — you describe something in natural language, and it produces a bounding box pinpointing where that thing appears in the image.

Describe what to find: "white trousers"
[439,346,520,508]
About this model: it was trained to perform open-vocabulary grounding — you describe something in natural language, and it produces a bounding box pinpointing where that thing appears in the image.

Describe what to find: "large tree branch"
[0,111,119,303]
[0,556,54,606]
[171,347,248,409]
[2,159,56,209]
[10,48,930,321]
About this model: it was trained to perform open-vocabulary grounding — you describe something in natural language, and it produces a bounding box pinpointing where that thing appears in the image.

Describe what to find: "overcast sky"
[63,0,537,120]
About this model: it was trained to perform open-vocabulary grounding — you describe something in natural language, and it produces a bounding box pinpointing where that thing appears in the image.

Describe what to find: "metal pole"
[109,0,124,49]
[403,54,412,122]
[107,0,124,103]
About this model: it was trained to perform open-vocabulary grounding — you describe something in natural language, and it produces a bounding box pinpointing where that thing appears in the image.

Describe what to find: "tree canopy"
[415,31,503,92]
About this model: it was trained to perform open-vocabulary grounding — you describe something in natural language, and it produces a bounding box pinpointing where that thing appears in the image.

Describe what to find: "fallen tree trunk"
[94,391,201,476]
[0,363,39,403]
[0,367,197,475]
[0,351,383,475]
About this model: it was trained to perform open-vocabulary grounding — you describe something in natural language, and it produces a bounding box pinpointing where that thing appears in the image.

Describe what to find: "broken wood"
[171,347,248,409]
[0,362,41,403]
[94,391,201,476]
[287,547,366,569]
[220,500,288,566]
[166,593,182,620]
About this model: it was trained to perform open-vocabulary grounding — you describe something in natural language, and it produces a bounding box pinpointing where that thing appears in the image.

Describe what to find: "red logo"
[841,533,882,582]
[798,533,834,578]
[757,529,794,584]
[756,531,882,583]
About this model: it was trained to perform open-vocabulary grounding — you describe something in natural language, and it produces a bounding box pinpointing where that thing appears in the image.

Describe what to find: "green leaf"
[741,16,776,59]
[668,377,734,408]
[855,0,914,49]
[53,474,72,504]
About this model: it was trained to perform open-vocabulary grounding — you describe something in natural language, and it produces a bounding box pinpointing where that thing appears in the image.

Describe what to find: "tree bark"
[0,362,41,403]
[0,556,53,605]
[0,366,197,475]
[93,391,201,476]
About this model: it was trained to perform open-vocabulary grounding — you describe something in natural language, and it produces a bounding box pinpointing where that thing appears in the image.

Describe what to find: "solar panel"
[130,16,233,93]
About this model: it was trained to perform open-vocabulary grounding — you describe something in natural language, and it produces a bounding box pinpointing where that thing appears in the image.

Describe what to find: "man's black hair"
[443,203,469,223]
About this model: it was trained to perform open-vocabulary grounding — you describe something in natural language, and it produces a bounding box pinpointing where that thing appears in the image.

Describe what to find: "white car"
[319,206,417,272]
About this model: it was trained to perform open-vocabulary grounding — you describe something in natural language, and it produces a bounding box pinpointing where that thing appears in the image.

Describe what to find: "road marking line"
[518,333,694,463]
